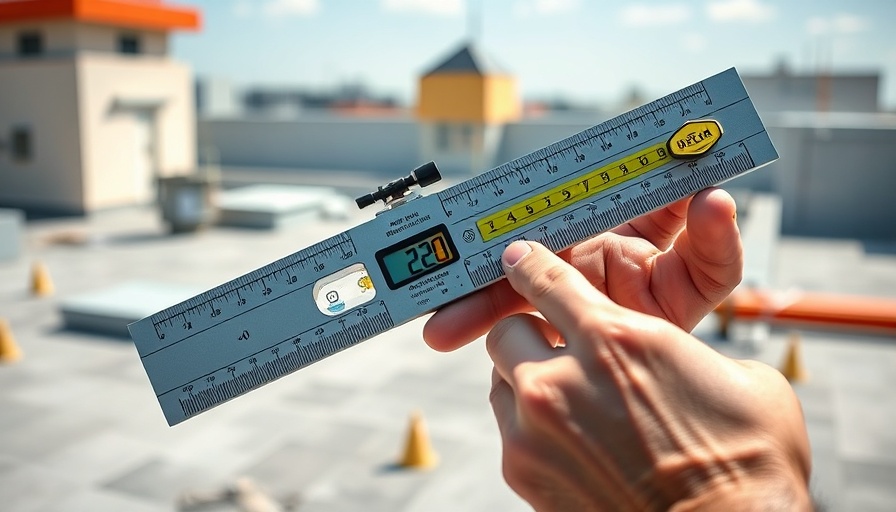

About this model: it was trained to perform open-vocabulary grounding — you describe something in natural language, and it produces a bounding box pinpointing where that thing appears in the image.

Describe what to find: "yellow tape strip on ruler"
[477,142,672,242]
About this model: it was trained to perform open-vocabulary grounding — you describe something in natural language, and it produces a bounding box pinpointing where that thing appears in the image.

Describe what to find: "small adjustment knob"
[355,161,442,210]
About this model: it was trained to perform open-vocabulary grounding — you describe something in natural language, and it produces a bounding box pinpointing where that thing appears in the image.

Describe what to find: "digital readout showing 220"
[375,224,458,289]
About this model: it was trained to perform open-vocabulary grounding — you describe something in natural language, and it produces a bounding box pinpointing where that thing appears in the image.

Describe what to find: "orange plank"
[0,0,200,31]
[716,288,896,333]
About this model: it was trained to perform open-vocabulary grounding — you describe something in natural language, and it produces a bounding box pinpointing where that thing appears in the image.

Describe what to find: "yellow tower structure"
[417,43,521,175]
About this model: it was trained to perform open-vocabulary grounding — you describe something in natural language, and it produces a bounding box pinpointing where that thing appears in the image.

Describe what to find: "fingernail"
[502,241,532,268]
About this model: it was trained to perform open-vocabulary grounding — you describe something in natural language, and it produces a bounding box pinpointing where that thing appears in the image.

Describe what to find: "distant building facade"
[198,51,896,239]
[742,62,880,113]
[417,43,521,175]
[0,0,199,215]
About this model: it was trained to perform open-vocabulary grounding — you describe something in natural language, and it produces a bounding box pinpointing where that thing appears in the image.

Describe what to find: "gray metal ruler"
[129,67,777,426]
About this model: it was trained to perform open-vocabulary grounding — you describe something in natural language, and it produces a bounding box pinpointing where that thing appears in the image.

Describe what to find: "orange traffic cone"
[31,261,54,297]
[399,410,438,469]
[0,318,23,363]
[778,332,808,383]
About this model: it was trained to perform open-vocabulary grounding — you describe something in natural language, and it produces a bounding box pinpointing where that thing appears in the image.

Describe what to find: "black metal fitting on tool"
[355,161,441,210]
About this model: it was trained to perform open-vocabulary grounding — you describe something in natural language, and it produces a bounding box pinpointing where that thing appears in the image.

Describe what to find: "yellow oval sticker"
[666,119,723,158]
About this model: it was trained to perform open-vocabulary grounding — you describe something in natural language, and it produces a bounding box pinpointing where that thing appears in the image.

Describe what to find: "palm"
[423,188,742,351]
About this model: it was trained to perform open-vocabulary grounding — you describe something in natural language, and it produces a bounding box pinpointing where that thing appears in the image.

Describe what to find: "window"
[17,31,43,57]
[435,124,450,151]
[434,123,475,152]
[11,128,33,162]
[118,34,141,55]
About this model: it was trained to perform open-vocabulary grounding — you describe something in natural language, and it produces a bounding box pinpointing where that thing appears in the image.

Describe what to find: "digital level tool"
[129,68,778,426]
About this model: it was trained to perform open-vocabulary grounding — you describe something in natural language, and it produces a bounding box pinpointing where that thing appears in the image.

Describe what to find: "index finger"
[501,241,614,343]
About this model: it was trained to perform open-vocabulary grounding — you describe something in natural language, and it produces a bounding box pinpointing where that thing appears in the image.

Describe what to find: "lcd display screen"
[376,224,458,289]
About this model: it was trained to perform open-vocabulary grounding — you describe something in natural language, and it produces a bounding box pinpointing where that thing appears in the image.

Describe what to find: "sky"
[171,0,896,109]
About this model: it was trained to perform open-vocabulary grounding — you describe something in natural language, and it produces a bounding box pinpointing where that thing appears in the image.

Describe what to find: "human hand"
[424,188,742,351]
[486,241,812,511]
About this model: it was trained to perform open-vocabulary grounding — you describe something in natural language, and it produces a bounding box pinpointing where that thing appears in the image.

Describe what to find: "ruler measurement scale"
[130,68,778,426]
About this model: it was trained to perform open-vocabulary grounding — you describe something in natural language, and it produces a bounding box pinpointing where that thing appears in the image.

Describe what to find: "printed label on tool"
[667,119,723,158]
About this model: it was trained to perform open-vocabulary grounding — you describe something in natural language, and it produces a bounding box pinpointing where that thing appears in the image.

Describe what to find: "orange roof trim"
[0,0,200,31]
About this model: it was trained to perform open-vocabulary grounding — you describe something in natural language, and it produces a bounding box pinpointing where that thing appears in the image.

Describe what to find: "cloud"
[232,0,254,18]
[514,0,581,18]
[806,14,870,36]
[262,0,319,17]
[231,0,318,19]
[382,0,464,16]
[681,33,707,53]
[619,4,691,27]
[706,0,774,23]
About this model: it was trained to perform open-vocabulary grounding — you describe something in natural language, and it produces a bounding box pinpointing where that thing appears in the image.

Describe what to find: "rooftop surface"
[1,199,895,511]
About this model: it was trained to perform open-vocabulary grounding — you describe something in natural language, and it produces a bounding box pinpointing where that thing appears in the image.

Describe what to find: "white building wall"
[198,110,896,238]
[74,23,168,56]
[0,21,167,58]
[77,54,196,209]
[0,21,75,57]
[418,123,507,177]
[742,74,880,113]
[497,120,593,164]
[199,117,420,176]
[0,59,84,213]
[762,113,896,238]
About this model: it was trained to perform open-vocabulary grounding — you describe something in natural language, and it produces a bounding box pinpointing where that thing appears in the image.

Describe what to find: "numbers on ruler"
[153,235,357,344]
[439,89,719,231]
[238,330,250,341]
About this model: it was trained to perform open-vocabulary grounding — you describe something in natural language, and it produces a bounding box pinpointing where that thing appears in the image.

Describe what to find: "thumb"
[501,241,614,342]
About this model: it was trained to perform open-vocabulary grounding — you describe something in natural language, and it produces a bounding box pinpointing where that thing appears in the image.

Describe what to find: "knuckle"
[513,364,567,422]
[485,316,519,357]
[500,435,545,494]
[525,263,571,301]
[501,449,532,493]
